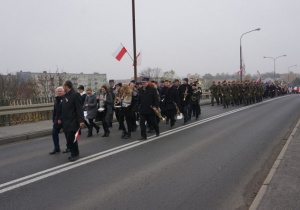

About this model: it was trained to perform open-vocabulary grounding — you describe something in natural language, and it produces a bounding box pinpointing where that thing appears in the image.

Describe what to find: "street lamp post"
[263,55,287,82]
[240,28,260,82]
[288,65,297,85]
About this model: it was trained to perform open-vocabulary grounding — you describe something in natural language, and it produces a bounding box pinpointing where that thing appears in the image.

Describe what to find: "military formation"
[209,80,286,108]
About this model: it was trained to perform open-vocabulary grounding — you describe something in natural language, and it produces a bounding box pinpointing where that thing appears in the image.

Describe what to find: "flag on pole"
[237,69,243,75]
[133,51,142,66]
[112,44,127,61]
[74,129,80,143]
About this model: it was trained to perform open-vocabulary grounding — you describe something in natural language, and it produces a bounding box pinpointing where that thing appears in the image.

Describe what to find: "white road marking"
[0,95,290,194]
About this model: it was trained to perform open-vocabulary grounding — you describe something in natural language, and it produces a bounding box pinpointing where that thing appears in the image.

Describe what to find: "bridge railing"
[0,93,212,126]
[0,97,55,107]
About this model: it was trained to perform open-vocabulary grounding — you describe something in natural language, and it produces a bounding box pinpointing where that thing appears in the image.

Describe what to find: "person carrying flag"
[58,80,85,162]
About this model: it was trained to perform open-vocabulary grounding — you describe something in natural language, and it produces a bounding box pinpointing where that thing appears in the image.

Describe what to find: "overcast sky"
[0,0,299,80]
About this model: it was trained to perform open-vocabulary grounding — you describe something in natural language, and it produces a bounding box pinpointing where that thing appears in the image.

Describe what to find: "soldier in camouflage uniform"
[221,80,230,108]
[243,81,250,106]
[209,81,219,106]
[230,81,239,106]
[217,81,223,105]
[237,81,243,105]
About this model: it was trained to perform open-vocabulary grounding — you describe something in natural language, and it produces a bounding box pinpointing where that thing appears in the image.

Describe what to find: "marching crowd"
[50,78,287,161]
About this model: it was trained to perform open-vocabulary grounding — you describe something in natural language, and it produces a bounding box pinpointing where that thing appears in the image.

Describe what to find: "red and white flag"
[237,69,243,75]
[112,44,127,61]
[73,129,80,143]
[133,51,142,66]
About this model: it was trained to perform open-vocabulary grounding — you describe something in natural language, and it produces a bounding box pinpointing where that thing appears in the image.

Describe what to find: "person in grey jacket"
[84,87,100,137]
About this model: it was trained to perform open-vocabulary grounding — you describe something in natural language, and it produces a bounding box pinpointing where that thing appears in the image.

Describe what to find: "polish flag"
[73,129,80,143]
[112,44,127,61]
[237,69,243,75]
[133,51,142,66]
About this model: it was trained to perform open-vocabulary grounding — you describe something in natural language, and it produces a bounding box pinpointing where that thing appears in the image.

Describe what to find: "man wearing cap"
[209,81,219,106]
[164,80,180,128]
[217,81,223,105]
[173,79,180,89]
[221,80,230,108]
[230,81,238,106]
[178,78,193,124]
[137,78,160,140]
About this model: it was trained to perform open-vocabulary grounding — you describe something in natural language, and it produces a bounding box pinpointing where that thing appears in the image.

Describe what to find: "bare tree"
[139,67,163,82]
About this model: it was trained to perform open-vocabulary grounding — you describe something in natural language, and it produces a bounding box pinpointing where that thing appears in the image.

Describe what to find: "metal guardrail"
[0,93,212,126]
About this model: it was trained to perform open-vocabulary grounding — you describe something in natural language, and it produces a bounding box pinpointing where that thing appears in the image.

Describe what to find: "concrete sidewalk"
[0,98,212,145]
[251,116,300,210]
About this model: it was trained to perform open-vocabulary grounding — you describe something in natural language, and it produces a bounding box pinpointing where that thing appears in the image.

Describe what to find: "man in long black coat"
[59,80,84,162]
[178,78,193,124]
[164,81,180,128]
[137,78,160,140]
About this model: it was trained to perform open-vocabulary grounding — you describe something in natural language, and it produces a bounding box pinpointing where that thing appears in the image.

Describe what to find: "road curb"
[249,115,300,210]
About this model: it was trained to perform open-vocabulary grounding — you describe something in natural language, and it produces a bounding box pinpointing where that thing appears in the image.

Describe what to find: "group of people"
[49,78,203,161]
[209,80,288,108]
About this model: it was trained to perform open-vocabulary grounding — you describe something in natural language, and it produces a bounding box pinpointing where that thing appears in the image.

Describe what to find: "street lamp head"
[283,55,287,56]
[263,56,266,58]
[256,28,261,31]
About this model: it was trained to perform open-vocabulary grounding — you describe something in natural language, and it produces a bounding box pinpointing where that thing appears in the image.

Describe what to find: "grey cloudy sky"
[0,0,299,80]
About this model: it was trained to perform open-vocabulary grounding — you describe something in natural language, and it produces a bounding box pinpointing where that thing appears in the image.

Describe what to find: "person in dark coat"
[189,84,201,120]
[178,78,193,124]
[137,78,160,140]
[77,85,89,134]
[164,81,180,128]
[58,81,84,162]
[84,87,100,137]
[99,85,113,137]
[49,87,68,154]
[108,80,116,127]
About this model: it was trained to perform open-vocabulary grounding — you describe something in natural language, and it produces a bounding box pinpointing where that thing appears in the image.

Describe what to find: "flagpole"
[132,0,137,81]
[120,43,134,62]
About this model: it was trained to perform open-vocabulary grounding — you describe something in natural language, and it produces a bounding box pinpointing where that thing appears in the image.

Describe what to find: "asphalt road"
[0,95,299,210]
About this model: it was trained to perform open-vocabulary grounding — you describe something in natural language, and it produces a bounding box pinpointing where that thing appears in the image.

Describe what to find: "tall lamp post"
[132,0,137,82]
[288,65,297,85]
[240,28,260,82]
[263,55,287,82]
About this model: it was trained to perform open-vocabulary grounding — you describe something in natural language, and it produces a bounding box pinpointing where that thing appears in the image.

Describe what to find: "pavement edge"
[249,115,300,210]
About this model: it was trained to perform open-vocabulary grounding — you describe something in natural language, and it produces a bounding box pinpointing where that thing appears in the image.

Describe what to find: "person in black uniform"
[58,81,84,162]
[178,78,193,124]
[137,78,160,140]
[164,80,180,128]
[189,84,201,120]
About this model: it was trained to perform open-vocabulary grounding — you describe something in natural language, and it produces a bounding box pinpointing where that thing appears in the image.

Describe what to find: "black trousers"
[166,108,177,126]
[88,119,100,134]
[66,131,79,157]
[180,105,189,123]
[119,115,132,133]
[189,104,200,118]
[140,113,159,139]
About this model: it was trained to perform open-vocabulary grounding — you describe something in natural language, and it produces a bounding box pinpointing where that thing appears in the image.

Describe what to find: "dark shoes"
[49,149,60,155]
[96,127,100,134]
[102,131,110,137]
[156,131,160,137]
[63,149,71,153]
[138,137,147,140]
[68,155,79,162]
[87,133,93,137]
